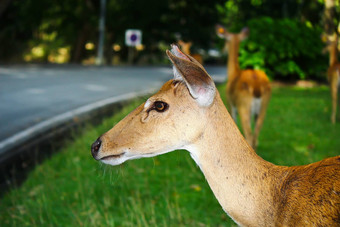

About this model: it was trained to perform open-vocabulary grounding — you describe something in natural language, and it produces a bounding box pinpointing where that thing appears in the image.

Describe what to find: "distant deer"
[178,40,203,64]
[91,44,340,226]
[216,25,271,149]
[323,34,340,124]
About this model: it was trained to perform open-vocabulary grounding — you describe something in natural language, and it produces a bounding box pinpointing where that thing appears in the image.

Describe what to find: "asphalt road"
[0,64,226,155]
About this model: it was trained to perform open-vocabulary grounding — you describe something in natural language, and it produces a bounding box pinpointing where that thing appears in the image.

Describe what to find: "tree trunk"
[323,0,337,36]
[70,24,90,63]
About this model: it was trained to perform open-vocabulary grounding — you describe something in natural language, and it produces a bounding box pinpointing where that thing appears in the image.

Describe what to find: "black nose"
[91,137,102,158]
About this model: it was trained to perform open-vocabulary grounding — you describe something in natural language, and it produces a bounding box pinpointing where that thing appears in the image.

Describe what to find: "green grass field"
[1,83,339,227]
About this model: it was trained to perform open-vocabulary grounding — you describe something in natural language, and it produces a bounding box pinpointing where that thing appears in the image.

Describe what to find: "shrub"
[239,17,328,81]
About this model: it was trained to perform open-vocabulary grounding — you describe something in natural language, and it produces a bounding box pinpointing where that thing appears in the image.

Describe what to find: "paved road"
[0,65,226,154]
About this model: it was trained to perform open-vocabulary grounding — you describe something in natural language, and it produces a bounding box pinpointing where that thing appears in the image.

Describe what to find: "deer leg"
[231,106,237,123]
[226,93,237,123]
[238,103,253,147]
[330,75,338,124]
[253,91,271,148]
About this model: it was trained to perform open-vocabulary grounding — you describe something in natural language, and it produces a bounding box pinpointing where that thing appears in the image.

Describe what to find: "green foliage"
[0,0,225,63]
[0,0,335,69]
[1,85,340,226]
[0,0,99,63]
[238,17,328,80]
[216,0,324,29]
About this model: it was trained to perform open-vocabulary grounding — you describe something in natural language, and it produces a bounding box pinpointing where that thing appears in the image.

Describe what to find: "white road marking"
[84,84,108,92]
[26,88,45,94]
[0,88,156,153]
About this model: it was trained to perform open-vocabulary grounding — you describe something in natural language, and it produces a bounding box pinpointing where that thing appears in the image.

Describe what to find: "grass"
[1,83,340,227]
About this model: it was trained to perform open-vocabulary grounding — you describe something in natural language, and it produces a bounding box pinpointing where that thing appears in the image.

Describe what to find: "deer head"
[216,25,249,41]
[216,25,249,53]
[91,44,216,166]
[178,40,193,54]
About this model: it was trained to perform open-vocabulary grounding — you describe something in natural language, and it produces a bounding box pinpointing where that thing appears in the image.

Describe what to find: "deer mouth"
[100,152,126,160]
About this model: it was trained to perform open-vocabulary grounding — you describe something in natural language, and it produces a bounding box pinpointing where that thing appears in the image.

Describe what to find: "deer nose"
[91,137,102,159]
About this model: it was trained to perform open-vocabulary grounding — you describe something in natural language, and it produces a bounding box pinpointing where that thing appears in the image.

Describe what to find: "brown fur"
[274,157,340,225]
[92,45,340,226]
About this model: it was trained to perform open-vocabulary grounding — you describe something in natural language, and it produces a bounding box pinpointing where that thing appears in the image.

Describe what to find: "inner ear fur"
[166,48,216,106]
[166,50,214,87]
[239,27,249,41]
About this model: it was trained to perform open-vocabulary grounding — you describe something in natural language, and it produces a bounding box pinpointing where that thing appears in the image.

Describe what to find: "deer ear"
[239,27,249,41]
[166,44,216,107]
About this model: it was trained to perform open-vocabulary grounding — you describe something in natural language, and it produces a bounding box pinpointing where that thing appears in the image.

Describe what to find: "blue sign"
[125,29,142,47]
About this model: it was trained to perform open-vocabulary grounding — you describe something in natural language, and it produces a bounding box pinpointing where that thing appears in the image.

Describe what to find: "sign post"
[96,0,106,65]
[125,29,142,64]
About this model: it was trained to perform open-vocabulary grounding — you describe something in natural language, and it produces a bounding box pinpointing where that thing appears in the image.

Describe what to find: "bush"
[239,17,328,81]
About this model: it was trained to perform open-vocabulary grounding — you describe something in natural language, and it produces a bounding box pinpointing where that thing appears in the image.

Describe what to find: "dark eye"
[154,101,168,112]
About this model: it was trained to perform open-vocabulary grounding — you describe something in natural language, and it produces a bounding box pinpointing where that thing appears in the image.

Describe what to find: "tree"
[0,0,226,63]
[323,0,339,36]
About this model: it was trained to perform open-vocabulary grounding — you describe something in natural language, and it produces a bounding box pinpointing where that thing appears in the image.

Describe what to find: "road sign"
[125,29,142,47]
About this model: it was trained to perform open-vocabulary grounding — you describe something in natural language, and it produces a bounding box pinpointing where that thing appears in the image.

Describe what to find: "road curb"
[0,75,226,194]
[0,88,155,193]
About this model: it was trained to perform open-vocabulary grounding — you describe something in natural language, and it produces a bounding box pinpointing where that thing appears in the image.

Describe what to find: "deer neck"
[227,40,241,80]
[329,44,338,66]
[184,95,284,226]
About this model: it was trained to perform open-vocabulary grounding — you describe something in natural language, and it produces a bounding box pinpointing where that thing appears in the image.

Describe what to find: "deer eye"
[154,101,168,112]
